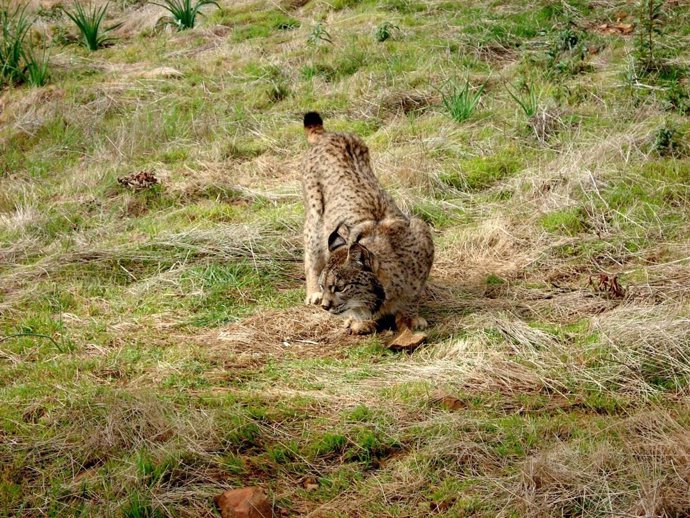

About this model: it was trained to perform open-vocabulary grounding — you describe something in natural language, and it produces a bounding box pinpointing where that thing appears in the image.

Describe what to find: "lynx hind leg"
[409,216,435,267]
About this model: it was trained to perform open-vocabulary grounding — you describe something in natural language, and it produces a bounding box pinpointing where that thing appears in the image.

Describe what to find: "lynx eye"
[333,281,346,293]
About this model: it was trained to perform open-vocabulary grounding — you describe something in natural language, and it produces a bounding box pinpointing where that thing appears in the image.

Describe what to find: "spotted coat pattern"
[301,112,434,333]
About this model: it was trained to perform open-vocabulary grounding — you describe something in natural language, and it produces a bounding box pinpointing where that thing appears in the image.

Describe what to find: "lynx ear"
[328,227,347,252]
[348,221,375,246]
[347,243,377,272]
[328,223,351,252]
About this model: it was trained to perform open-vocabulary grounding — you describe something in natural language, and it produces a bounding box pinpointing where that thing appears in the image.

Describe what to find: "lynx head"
[318,233,384,321]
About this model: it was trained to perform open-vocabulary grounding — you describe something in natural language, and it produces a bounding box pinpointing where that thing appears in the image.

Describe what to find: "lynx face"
[318,244,385,322]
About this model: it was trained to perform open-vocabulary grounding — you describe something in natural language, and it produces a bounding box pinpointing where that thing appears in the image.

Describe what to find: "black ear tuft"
[304,111,323,127]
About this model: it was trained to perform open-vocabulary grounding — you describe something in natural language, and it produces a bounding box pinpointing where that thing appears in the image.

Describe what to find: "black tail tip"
[303,111,323,127]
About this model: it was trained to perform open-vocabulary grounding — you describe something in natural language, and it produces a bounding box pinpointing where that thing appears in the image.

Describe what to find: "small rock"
[388,328,427,352]
[215,487,272,518]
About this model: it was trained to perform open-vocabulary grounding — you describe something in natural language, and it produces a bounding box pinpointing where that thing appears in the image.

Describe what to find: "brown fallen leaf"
[597,22,634,35]
[388,328,427,352]
[614,23,634,34]
[117,170,160,190]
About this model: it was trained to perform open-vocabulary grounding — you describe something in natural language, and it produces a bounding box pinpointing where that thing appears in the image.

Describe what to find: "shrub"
[653,124,685,157]
[545,27,590,76]
[63,2,122,51]
[153,0,219,30]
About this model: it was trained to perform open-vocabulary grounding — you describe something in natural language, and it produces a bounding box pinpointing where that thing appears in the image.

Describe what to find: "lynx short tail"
[303,111,324,144]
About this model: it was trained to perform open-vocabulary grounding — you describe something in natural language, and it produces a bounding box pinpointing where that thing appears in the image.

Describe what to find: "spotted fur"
[302,112,434,333]
[301,111,403,305]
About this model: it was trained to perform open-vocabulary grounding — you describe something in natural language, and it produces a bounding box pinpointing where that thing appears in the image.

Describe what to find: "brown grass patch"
[202,305,365,362]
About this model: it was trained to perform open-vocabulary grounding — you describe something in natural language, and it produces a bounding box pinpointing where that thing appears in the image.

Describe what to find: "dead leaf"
[589,274,626,299]
[388,328,427,352]
[597,22,635,35]
[614,23,634,34]
[117,170,160,190]
[301,476,319,491]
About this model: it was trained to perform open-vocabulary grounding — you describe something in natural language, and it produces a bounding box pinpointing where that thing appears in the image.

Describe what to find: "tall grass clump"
[441,80,483,122]
[64,2,121,51]
[23,45,48,86]
[0,4,48,87]
[153,0,219,30]
[505,82,539,117]
[0,4,30,85]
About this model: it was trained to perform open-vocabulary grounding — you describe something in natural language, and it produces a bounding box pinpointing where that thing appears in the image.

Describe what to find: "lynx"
[319,218,434,334]
[301,112,434,333]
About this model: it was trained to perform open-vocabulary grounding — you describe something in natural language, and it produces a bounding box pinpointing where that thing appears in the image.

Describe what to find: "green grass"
[2,0,690,516]
[540,207,587,235]
[440,146,525,191]
[0,4,48,87]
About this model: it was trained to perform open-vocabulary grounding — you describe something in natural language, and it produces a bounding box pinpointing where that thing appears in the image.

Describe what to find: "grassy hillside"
[1,0,690,516]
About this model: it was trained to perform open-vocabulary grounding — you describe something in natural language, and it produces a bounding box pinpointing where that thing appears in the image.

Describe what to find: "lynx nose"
[321,299,332,311]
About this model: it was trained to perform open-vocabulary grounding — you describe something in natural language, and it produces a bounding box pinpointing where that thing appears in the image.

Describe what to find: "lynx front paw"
[346,319,377,335]
[396,313,428,331]
[305,292,323,305]
[411,316,428,330]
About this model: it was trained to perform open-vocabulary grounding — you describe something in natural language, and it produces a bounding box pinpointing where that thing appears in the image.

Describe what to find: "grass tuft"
[0,4,48,86]
[505,82,540,118]
[23,45,49,87]
[63,2,122,51]
[374,21,398,42]
[307,22,332,45]
[153,0,219,30]
[441,80,484,123]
